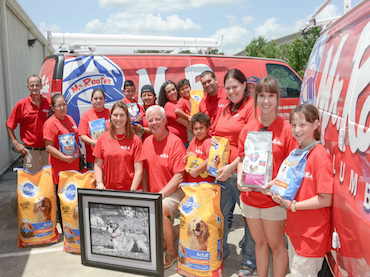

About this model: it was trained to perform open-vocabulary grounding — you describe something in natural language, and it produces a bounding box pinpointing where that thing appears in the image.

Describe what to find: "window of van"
[266,64,301,98]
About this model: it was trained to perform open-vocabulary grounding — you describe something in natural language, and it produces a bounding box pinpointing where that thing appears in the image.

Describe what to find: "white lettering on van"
[349,170,358,196]
[363,182,370,210]
[339,21,370,153]
[339,161,345,183]
[185,64,212,90]
[137,67,167,103]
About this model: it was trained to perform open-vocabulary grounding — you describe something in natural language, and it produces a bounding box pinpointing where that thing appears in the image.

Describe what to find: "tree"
[244,36,268,57]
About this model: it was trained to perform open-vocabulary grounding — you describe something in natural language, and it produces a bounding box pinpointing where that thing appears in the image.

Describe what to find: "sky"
[17,0,362,55]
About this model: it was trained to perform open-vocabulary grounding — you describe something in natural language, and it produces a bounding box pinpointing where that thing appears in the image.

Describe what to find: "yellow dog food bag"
[190,90,204,116]
[58,170,95,253]
[16,165,59,248]
[207,136,230,178]
[177,182,223,277]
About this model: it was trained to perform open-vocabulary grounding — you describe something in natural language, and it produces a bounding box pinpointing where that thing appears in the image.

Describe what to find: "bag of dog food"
[89,118,107,140]
[207,136,230,178]
[185,155,208,178]
[59,133,79,158]
[242,131,273,188]
[16,165,59,248]
[58,170,96,253]
[270,141,320,200]
[178,182,223,277]
[126,102,142,126]
[190,90,204,116]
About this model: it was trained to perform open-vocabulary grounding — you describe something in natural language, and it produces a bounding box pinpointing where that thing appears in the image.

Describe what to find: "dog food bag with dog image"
[207,136,230,178]
[270,141,320,200]
[89,118,107,140]
[190,90,204,116]
[242,131,273,188]
[59,133,79,158]
[16,165,59,248]
[58,170,96,253]
[178,182,224,277]
[126,102,142,126]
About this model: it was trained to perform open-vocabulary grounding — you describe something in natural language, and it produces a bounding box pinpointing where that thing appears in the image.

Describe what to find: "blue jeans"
[217,173,256,269]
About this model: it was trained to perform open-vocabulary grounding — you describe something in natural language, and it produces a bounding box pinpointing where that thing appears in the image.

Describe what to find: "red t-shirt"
[285,143,333,257]
[93,132,144,191]
[143,132,186,193]
[175,97,190,115]
[43,115,80,184]
[7,96,50,148]
[122,97,137,104]
[199,87,227,136]
[164,101,188,144]
[238,116,298,208]
[214,97,255,163]
[185,137,215,183]
[78,108,110,163]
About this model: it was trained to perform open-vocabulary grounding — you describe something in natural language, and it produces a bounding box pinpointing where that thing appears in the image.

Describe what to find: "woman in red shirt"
[93,101,143,191]
[78,88,110,169]
[158,81,189,146]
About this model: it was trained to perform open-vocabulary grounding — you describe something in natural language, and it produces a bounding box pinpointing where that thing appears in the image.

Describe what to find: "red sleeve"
[43,119,57,143]
[6,101,23,129]
[199,97,206,114]
[238,126,248,157]
[314,151,334,194]
[171,138,186,174]
[202,138,212,159]
[78,112,90,136]
[132,135,144,163]
[92,134,104,159]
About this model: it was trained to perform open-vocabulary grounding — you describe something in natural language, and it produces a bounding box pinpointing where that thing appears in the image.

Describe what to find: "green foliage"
[208,48,224,55]
[243,27,321,78]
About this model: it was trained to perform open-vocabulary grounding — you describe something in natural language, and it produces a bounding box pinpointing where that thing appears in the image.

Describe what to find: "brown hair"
[158,80,180,107]
[223,69,249,114]
[254,76,280,117]
[91,88,106,100]
[109,101,133,140]
[177,78,191,90]
[190,112,211,129]
[47,94,66,118]
[289,103,321,141]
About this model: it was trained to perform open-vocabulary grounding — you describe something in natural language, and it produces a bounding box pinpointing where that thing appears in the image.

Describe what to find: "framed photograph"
[78,189,164,277]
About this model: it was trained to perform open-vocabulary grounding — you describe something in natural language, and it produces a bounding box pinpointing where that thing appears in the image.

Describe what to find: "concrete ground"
[0,158,276,277]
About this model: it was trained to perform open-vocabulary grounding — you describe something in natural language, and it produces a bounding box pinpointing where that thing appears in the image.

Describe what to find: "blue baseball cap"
[247,76,259,85]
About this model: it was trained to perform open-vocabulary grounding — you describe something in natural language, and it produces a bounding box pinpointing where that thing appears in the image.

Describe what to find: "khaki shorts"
[163,188,185,220]
[287,235,324,277]
[23,148,49,173]
[240,200,287,221]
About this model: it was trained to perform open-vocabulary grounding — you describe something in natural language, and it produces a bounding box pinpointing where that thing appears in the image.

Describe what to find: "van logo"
[65,184,77,201]
[22,183,40,197]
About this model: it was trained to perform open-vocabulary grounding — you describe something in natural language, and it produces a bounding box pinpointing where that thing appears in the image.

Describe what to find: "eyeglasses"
[54,103,67,109]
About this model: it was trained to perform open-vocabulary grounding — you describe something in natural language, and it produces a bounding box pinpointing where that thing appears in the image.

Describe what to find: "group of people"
[7,71,333,277]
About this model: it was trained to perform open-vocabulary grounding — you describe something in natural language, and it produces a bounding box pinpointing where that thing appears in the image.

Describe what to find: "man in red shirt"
[6,75,50,172]
[142,105,186,269]
[199,71,227,136]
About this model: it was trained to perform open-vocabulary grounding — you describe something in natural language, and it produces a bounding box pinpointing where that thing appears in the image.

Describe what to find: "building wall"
[0,0,54,175]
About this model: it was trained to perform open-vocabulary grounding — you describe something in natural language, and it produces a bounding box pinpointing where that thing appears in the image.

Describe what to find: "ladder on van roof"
[301,0,352,34]
[47,32,223,54]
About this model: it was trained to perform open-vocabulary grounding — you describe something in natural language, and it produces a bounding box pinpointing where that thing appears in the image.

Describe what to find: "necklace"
[115,134,126,140]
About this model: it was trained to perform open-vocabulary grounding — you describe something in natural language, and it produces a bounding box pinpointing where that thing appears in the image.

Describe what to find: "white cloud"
[99,0,246,12]
[242,16,254,25]
[210,26,251,55]
[227,15,238,26]
[81,12,201,35]
[39,22,63,37]
[254,18,303,41]
[315,4,341,20]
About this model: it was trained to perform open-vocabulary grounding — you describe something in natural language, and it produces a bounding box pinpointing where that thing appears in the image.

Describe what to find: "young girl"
[237,76,297,277]
[271,103,333,276]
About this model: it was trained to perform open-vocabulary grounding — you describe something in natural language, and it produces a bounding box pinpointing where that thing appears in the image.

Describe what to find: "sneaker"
[238,265,254,277]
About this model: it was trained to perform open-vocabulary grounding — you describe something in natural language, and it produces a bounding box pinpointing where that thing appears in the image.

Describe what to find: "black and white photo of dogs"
[89,203,150,261]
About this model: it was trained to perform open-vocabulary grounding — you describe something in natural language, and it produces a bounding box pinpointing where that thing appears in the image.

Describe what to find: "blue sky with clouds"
[18,0,362,55]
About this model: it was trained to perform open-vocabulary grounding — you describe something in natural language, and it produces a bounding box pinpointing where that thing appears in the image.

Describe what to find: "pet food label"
[242,131,273,188]
[270,141,320,200]
[207,136,230,178]
[126,103,142,126]
[178,182,223,277]
[190,90,204,116]
[89,118,106,140]
[58,170,95,253]
[59,133,79,158]
[185,155,208,179]
[16,166,59,248]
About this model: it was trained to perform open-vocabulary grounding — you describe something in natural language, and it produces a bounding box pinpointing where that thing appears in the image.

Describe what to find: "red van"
[39,51,301,125]
[300,1,370,276]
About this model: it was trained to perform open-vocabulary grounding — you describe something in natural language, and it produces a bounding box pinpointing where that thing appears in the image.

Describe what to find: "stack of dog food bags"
[16,165,59,248]
[58,170,95,253]
[178,182,223,277]
[190,90,204,116]
[207,136,230,178]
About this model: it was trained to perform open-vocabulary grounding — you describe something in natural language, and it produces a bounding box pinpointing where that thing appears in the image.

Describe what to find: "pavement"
[0,158,276,277]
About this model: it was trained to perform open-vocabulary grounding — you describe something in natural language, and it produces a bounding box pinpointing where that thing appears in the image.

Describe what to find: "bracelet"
[96,180,104,185]
[288,201,292,211]
[291,200,297,212]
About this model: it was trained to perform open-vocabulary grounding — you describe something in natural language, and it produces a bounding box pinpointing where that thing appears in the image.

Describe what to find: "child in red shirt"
[122,80,143,137]
[183,112,214,183]
[271,104,333,276]
[175,79,194,143]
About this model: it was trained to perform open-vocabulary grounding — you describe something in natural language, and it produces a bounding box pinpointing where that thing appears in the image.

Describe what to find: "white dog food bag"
[178,182,223,277]
[16,166,59,248]
[59,133,79,158]
[58,170,95,253]
[242,131,273,188]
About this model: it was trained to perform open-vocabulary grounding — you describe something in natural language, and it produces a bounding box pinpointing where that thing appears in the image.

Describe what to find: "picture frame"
[78,188,164,277]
